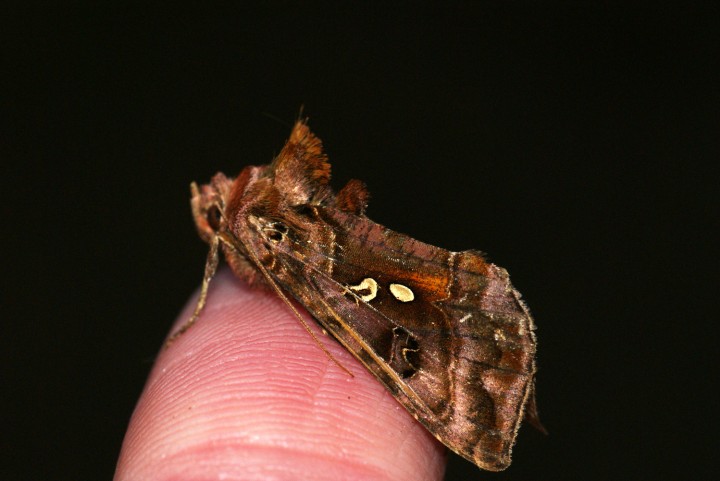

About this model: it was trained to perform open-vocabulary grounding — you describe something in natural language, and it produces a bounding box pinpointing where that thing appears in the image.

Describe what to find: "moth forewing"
[182,120,539,471]
[253,205,536,471]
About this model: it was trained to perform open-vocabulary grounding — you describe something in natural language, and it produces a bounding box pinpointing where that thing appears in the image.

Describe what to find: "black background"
[2,3,717,480]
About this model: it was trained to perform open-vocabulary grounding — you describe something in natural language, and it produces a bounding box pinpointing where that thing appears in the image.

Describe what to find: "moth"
[170,120,540,471]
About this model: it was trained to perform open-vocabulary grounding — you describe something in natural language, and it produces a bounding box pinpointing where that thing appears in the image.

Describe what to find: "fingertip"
[115,268,446,481]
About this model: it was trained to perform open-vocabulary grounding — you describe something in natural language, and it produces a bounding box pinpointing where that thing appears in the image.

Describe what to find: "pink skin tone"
[115,268,447,481]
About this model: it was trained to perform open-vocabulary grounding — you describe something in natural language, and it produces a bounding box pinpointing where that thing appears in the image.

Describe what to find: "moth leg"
[165,234,220,348]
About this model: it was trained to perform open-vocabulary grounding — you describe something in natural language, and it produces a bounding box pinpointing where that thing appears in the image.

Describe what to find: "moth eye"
[207,205,222,231]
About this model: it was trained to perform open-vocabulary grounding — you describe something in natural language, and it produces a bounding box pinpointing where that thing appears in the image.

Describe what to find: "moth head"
[191,172,235,243]
[192,166,269,243]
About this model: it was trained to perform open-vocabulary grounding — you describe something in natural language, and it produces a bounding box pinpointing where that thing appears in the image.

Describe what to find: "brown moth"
[170,120,540,471]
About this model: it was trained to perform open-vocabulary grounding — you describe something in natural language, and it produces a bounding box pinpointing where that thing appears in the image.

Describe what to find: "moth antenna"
[165,234,220,348]
[260,111,292,129]
[241,235,354,378]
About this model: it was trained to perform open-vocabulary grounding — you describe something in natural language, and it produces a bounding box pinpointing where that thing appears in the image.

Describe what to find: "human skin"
[114,268,447,481]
